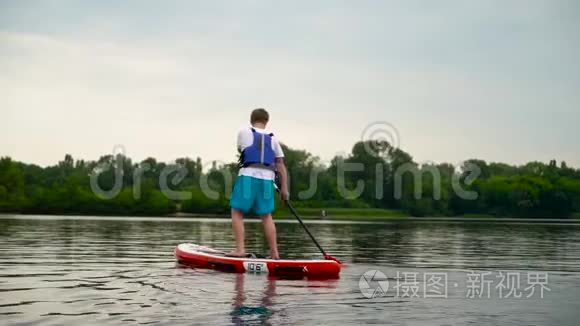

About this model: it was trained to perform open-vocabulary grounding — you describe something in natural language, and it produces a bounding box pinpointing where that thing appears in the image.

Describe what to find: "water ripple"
[1,216,579,325]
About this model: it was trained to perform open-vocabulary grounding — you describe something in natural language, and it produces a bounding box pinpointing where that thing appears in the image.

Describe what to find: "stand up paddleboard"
[175,243,341,278]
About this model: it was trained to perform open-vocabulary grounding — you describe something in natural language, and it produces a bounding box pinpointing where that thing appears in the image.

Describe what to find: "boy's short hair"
[250,108,269,124]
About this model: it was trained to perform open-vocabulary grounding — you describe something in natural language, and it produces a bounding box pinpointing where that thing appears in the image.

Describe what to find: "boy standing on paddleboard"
[229,108,289,259]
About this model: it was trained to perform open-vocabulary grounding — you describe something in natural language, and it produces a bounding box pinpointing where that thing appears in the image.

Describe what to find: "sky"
[1,0,579,168]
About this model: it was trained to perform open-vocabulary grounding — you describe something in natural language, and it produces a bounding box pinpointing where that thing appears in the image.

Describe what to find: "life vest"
[239,128,276,170]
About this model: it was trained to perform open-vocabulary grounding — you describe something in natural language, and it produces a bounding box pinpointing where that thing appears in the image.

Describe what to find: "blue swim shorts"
[230,175,276,215]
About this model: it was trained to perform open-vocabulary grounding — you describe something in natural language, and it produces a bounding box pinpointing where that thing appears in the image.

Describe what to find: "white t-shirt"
[237,127,284,180]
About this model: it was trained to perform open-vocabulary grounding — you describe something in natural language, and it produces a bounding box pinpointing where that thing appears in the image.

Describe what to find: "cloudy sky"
[1,0,579,167]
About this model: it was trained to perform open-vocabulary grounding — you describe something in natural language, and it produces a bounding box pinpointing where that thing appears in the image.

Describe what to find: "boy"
[229,108,289,259]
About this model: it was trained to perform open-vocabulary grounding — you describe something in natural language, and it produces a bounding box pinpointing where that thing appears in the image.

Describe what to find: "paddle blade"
[324,255,342,264]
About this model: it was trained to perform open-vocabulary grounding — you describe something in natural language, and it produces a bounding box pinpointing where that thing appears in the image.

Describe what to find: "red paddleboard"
[175,243,341,278]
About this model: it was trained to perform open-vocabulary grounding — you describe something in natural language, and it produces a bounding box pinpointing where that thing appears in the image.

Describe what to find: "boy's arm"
[275,158,289,201]
[236,129,245,153]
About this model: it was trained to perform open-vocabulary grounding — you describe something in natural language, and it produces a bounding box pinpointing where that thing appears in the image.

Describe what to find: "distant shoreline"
[2,212,579,224]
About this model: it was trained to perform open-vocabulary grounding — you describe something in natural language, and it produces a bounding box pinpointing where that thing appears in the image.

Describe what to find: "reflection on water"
[230,274,274,325]
[0,215,579,325]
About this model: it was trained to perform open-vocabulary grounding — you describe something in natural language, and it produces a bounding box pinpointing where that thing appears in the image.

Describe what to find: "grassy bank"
[274,207,409,221]
[463,212,580,219]
[462,213,499,219]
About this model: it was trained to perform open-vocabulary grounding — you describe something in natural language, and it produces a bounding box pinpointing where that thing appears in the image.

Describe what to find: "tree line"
[1,140,579,218]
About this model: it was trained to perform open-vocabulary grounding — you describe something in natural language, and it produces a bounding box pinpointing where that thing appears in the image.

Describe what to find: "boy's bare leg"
[230,208,245,256]
[260,214,279,259]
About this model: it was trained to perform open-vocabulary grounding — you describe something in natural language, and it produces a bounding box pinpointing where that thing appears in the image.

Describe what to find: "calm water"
[1,215,580,325]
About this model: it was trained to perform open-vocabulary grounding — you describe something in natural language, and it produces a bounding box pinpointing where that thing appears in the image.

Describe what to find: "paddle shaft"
[284,200,328,257]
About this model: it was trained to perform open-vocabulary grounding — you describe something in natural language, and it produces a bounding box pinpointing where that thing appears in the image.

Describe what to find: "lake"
[1,215,579,325]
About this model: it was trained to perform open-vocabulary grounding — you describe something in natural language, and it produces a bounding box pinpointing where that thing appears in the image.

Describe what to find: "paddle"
[283,199,342,264]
